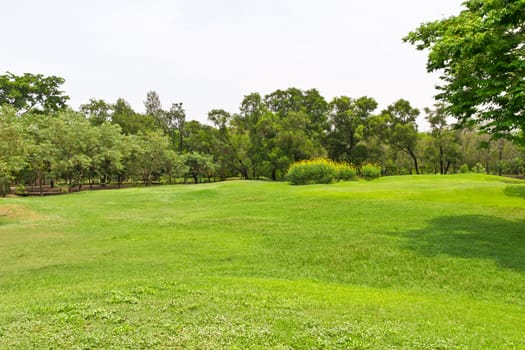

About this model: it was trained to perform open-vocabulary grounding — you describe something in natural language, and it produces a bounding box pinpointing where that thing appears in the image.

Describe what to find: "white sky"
[2,1,464,128]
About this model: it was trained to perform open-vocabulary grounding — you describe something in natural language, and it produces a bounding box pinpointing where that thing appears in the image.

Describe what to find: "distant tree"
[126,132,174,185]
[162,150,187,184]
[425,103,461,174]
[144,90,163,118]
[144,90,167,132]
[0,72,69,114]
[326,96,377,164]
[112,98,157,135]
[93,122,126,185]
[43,111,95,191]
[80,99,113,126]
[182,121,213,154]
[264,87,329,146]
[383,99,421,174]
[22,113,57,195]
[166,102,186,152]
[404,0,525,143]
[184,152,216,183]
[0,106,26,195]
[238,93,267,178]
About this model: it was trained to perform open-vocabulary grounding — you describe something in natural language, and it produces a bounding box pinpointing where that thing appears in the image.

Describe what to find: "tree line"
[1,72,524,196]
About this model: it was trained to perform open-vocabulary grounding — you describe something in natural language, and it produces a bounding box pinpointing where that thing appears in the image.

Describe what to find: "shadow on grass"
[399,215,525,271]
[504,185,525,200]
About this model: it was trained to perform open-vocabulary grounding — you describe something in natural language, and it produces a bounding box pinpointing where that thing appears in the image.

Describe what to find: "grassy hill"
[1,175,524,349]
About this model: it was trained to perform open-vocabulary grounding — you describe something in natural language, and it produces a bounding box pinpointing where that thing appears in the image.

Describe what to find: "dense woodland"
[1,72,524,195]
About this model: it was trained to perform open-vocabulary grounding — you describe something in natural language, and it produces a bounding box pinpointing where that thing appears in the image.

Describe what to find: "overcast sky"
[2,1,464,127]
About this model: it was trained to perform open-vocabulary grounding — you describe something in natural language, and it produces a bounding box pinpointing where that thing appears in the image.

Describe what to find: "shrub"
[287,159,356,185]
[336,162,357,181]
[473,162,485,173]
[14,184,26,196]
[360,163,382,180]
[458,164,469,174]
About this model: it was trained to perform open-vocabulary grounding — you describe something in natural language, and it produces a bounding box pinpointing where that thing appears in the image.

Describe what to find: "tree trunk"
[407,148,420,174]
[444,160,451,175]
[439,145,445,175]
[179,133,184,153]
[498,139,503,176]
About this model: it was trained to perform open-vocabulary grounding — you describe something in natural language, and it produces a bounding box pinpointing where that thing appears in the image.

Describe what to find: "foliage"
[14,184,26,195]
[336,162,358,181]
[473,162,485,174]
[2,78,525,190]
[80,99,112,126]
[0,106,26,177]
[183,152,216,183]
[286,158,356,185]
[0,175,9,197]
[360,163,382,180]
[424,103,461,174]
[382,99,421,174]
[112,98,157,135]
[0,71,69,114]
[404,0,525,143]
[326,96,377,164]
[458,164,469,174]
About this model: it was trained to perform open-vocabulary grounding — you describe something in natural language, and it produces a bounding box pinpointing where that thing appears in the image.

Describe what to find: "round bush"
[336,162,357,181]
[286,159,356,185]
[360,163,382,180]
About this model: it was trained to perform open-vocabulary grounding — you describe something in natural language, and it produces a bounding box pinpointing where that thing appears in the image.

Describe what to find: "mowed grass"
[1,175,524,349]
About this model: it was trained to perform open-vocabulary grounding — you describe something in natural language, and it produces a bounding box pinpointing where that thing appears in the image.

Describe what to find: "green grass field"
[1,175,524,349]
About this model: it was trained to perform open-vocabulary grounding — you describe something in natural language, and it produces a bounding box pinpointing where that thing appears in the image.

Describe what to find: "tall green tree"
[326,96,377,164]
[22,113,57,195]
[112,98,157,135]
[238,93,267,178]
[93,122,126,185]
[144,90,167,132]
[125,132,175,185]
[404,0,525,143]
[80,99,112,126]
[264,88,328,146]
[425,103,461,174]
[0,106,26,195]
[208,109,238,180]
[383,99,421,174]
[166,102,186,152]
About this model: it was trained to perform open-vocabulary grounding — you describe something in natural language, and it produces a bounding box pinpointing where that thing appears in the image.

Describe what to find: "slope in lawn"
[0,175,524,348]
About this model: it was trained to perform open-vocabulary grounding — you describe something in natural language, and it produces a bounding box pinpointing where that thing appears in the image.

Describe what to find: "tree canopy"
[2,71,525,196]
[0,72,69,114]
[404,0,525,143]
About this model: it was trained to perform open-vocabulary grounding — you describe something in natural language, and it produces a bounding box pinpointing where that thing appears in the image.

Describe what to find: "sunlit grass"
[1,174,524,348]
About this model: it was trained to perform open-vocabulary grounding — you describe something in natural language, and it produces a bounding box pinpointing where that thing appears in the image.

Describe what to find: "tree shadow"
[398,215,525,272]
[504,185,525,200]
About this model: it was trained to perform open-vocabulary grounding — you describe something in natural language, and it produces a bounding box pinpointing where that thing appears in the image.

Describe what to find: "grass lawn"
[1,174,524,349]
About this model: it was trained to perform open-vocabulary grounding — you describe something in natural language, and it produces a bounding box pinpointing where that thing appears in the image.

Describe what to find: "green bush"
[360,163,382,180]
[473,162,485,173]
[14,184,26,196]
[287,159,356,185]
[458,164,469,174]
[337,163,358,181]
